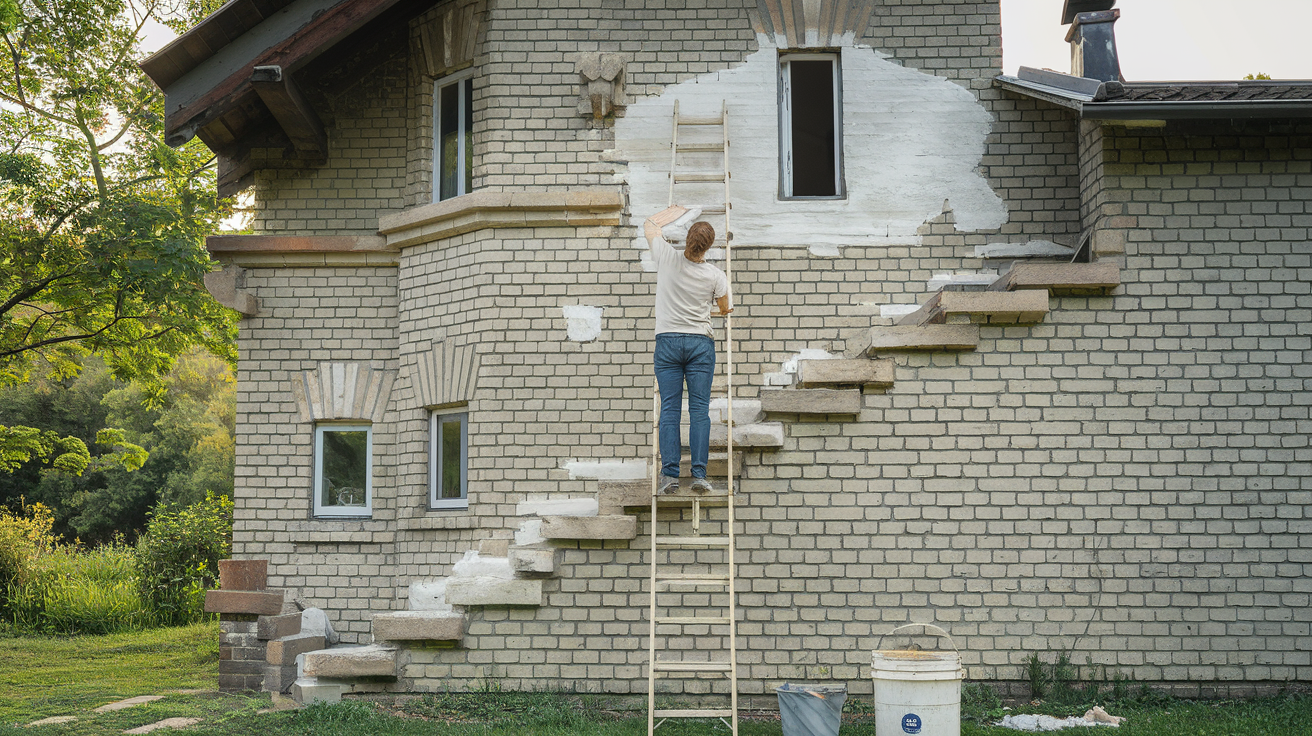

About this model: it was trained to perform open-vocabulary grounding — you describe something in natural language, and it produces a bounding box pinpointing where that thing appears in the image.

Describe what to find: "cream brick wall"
[227,0,1311,695]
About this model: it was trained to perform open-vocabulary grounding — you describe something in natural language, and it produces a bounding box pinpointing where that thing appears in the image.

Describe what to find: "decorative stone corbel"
[576,53,625,125]
[410,341,481,408]
[415,0,482,79]
[203,264,259,317]
[289,363,396,423]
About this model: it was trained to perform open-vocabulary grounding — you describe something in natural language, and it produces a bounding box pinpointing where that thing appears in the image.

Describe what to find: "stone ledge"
[797,359,895,388]
[205,590,285,616]
[989,261,1121,294]
[371,611,464,641]
[898,290,1049,325]
[377,189,625,249]
[445,576,544,607]
[397,514,478,531]
[865,325,980,354]
[539,514,637,540]
[206,235,397,268]
[760,388,862,415]
[302,645,397,679]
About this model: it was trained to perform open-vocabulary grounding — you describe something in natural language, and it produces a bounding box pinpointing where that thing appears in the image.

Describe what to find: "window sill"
[399,514,477,531]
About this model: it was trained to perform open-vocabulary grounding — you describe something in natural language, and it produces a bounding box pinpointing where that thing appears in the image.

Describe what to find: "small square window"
[430,410,468,509]
[434,71,474,202]
[313,425,372,517]
[779,53,844,199]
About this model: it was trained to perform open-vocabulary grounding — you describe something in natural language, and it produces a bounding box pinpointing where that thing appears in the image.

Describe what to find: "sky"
[1001,0,1312,80]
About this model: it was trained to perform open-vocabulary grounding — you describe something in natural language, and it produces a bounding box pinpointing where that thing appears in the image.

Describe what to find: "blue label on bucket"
[902,713,922,734]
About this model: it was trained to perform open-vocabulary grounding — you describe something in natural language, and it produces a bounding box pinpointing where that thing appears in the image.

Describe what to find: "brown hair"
[685,221,715,258]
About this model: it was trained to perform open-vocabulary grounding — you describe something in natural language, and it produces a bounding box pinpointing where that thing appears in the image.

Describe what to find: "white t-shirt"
[650,235,730,338]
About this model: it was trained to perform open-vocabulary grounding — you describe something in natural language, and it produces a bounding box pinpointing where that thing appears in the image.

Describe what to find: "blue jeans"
[654,333,716,479]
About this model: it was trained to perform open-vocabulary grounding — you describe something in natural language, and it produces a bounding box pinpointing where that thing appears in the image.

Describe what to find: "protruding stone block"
[898,289,1048,325]
[301,645,397,679]
[866,325,980,353]
[257,612,303,641]
[539,514,637,540]
[267,633,327,666]
[205,589,285,615]
[989,261,1121,294]
[709,422,785,449]
[218,559,268,591]
[797,359,895,388]
[371,611,464,641]
[760,389,862,415]
[203,264,259,316]
[508,545,559,574]
[292,677,351,705]
[445,576,544,607]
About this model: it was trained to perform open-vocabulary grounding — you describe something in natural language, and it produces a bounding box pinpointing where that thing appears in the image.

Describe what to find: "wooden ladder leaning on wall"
[648,99,738,736]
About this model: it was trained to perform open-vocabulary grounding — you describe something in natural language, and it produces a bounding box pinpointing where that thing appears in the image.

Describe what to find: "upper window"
[430,409,468,509]
[779,54,843,199]
[434,71,474,202]
[313,424,372,517]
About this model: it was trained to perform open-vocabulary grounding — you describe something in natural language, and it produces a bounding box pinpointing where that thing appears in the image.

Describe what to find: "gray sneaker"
[657,475,680,495]
[690,478,713,494]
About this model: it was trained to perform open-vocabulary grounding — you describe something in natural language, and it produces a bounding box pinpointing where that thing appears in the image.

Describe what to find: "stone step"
[796,358,894,389]
[508,544,559,574]
[989,261,1121,294]
[865,325,980,354]
[539,514,637,540]
[372,611,464,642]
[205,589,285,616]
[257,612,303,641]
[897,289,1048,326]
[301,644,397,679]
[760,388,862,415]
[598,479,737,511]
[709,421,784,449]
[266,632,327,666]
[445,576,544,606]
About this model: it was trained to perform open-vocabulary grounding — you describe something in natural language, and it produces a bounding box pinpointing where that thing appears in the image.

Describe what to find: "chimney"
[1062,1,1122,82]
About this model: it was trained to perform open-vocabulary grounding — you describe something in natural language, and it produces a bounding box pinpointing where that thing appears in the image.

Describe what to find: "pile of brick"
[206,559,325,692]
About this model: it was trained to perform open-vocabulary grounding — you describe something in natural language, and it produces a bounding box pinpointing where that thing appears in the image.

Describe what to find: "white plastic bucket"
[871,624,962,736]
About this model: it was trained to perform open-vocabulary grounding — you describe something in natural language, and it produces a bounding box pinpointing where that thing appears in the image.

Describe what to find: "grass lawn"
[0,624,1308,735]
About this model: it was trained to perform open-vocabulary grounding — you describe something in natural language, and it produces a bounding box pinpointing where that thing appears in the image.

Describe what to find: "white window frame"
[429,409,468,510]
[778,52,844,199]
[312,424,373,518]
[433,68,475,203]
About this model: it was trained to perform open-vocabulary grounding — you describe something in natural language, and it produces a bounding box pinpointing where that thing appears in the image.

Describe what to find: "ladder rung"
[678,116,723,126]
[652,660,732,672]
[655,574,730,588]
[699,205,728,214]
[676,143,725,152]
[654,709,733,718]
[656,536,730,547]
[656,616,732,625]
[673,173,726,183]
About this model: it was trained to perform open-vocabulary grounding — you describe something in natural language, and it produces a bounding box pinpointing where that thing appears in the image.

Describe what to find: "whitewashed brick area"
[228,0,1311,698]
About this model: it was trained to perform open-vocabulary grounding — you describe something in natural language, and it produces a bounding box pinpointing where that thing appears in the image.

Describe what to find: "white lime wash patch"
[609,42,1007,253]
[561,305,603,343]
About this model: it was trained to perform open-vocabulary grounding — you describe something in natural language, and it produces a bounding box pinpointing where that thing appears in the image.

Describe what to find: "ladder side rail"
[721,98,739,736]
[648,379,659,736]
[666,100,680,208]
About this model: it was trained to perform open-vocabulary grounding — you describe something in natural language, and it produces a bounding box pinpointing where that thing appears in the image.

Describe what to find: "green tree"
[0,0,237,472]
[0,0,236,388]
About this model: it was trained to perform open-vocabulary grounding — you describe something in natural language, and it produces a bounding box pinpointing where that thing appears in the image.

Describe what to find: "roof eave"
[995,75,1312,120]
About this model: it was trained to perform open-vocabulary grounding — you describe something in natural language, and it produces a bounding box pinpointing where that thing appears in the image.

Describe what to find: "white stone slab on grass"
[27,716,77,726]
[94,695,163,713]
[123,717,202,734]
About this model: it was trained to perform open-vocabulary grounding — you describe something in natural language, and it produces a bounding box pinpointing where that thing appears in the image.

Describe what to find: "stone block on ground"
[760,388,862,415]
[94,695,164,713]
[205,590,284,616]
[292,677,351,705]
[508,545,559,574]
[445,576,544,607]
[123,717,202,734]
[301,644,397,679]
[263,664,299,694]
[257,612,302,641]
[267,632,327,665]
[28,716,77,726]
[865,325,980,353]
[797,358,894,388]
[539,514,637,540]
[218,559,267,591]
[371,610,465,641]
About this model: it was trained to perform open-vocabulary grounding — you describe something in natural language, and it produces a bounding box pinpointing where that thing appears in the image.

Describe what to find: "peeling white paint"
[516,496,599,517]
[408,580,451,612]
[927,272,998,291]
[975,240,1076,259]
[880,304,922,320]
[561,460,648,480]
[562,305,603,343]
[515,519,546,546]
[611,43,1006,253]
[452,550,514,579]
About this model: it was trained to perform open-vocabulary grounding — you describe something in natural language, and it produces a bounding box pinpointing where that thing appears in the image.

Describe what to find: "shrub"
[134,493,233,625]
[8,542,146,634]
[0,502,57,612]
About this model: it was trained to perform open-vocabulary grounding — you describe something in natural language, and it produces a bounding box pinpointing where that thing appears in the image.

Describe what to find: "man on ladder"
[643,208,733,494]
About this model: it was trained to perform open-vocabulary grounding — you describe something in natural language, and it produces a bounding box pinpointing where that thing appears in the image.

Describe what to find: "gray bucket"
[776,682,847,736]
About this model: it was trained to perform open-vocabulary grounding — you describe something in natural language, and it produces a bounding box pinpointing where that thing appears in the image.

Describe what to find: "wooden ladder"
[648,99,738,736]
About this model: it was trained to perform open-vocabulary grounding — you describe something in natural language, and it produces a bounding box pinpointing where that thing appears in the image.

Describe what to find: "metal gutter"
[995,75,1312,120]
